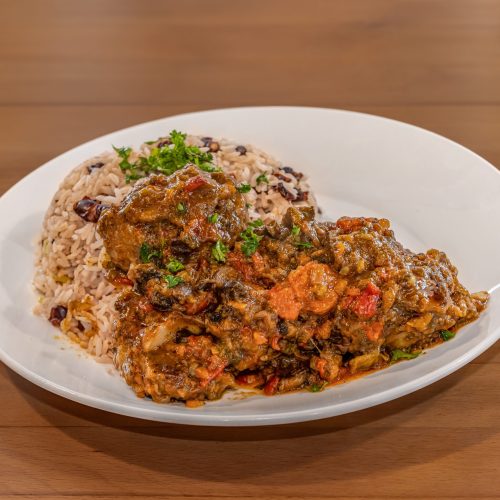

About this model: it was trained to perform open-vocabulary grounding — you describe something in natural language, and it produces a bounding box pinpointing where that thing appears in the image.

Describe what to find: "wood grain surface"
[0,1,499,498]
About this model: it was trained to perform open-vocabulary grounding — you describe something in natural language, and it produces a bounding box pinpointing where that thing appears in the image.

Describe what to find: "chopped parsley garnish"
[237,183,251,193]
[240,224,263,257]
[309,382,327,392]
[113,145,134,171]
[291,225,301,236]
[166,258,184,273]
[256,174,269,184]
[208,213,219,224]
[125,172,142,183]
[440,330,456,341]
[295,241,313,249]
[212,240,229,263]
[249,218,263,228]
[139,243,161,263]
[176,202,186,213]
[391,349,420,363]
[163,274,183,288]
[114,130,218,183]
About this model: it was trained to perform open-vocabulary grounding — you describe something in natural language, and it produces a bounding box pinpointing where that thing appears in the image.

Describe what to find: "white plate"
[1,107,499,426]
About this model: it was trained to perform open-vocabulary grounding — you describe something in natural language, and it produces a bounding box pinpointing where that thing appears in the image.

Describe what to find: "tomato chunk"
[263,376,280,396]
[268,261,339,321]
[184,176,208,192]
[364,321,384,341]
[350,283,381,319]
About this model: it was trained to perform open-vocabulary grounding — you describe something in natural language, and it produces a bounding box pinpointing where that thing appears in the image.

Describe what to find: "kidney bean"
[49,305,67,327]
[86,161,104,174]
[274,183,296,201]
[282,166,303,180]
[73,197,108,222]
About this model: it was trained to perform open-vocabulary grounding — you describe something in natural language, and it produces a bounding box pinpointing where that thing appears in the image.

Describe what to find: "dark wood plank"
[1,0,500,107]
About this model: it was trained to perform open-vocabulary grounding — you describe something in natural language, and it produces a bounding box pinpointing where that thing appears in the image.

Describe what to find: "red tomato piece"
[263,375,280,396]
[184,176,207,192]
[364,321,384,341]
[350,283,381,319]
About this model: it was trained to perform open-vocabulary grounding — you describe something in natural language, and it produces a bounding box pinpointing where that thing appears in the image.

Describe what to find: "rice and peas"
[33,132,316,362]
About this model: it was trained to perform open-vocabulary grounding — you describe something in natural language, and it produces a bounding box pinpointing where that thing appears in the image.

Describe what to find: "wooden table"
[1,1,499,498]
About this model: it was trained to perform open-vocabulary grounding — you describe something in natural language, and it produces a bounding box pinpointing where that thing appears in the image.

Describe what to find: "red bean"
[49,305,67,327]
[274,183,296,202]
[73,197,108,222]
[274,172,292,183]
[157,138,171,148]
[86,161,104,174]
[295,189,309,202]
[282,166,304,180]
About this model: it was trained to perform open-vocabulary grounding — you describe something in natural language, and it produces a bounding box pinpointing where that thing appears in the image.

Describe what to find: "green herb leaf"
[166,259,185,273]
[440,330,456,341]
[309,382,327,393]
[295,241,313,249]
[139,243,160,263]
[199,162,220,173]
[248,218,263,228]
[212,240,229,263]
[291,225,301,236]
[113,145,136,180]
[240,225,263,257]
[237,183,251,193]
[113,145,132,160]
[163,274,183,288]
[139,130,215,177]
[391,349,420,362]
[115,130,217,183]
[208,213,219,224]
[256,174,269,184]
[176,202,186,213]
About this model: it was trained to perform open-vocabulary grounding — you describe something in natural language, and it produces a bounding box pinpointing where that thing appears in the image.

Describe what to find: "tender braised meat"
[97,166,488,405]
[98,165,247,270]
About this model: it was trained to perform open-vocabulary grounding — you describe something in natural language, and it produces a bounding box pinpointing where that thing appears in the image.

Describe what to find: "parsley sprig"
[139,243,161,263]
[166,258,184,273]
[212,240,229,263]
[164,274,183,288]
[256,174,269,184]
[240,219,264,257]
[208,213,219,224]
[114,130,218,183]
[440,330,455,341]
[390,349,420,363]
[237,183,251,193]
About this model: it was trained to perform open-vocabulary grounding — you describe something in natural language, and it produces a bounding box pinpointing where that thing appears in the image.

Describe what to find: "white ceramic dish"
[1,106,499,426]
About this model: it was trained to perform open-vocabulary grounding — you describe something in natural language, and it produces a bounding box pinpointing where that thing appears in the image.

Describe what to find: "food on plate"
[33,131,314,361]
[33,130,488,405]
[95,165,488,404]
